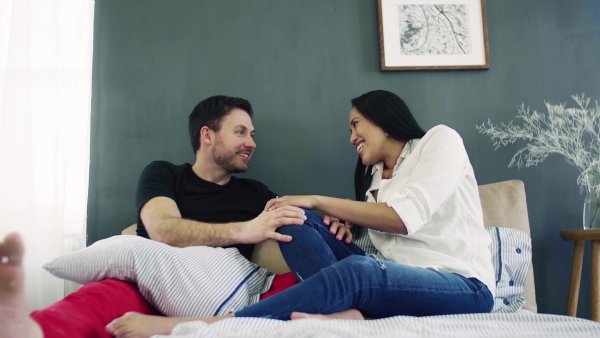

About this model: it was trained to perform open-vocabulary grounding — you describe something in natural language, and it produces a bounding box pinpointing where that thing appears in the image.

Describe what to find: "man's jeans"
[235,210,493,320]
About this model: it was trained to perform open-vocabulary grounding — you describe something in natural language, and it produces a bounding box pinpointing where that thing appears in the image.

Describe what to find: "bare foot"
[106,312,233,338]
[291,309,365,321]
[106,312,180,338]
[0,233,43,338]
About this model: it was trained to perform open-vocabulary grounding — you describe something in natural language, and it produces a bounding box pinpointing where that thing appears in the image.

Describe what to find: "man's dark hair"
[188,95,253,153]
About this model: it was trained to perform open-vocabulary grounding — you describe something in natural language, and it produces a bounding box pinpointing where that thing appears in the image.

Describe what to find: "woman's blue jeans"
[235,210,493,320]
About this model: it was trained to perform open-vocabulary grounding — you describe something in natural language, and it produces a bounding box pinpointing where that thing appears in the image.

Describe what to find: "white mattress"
[151,311,600,338]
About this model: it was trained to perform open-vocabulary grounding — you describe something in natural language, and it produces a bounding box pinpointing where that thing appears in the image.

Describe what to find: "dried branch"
[476,94,600,198]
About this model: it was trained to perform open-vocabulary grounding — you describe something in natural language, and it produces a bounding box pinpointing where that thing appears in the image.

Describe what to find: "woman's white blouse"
[367,125,496,297]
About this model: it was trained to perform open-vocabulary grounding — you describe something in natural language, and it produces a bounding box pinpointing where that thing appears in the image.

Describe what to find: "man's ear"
[200,126,213,145]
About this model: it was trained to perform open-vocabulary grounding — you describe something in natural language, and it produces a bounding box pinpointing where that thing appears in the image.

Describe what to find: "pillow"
[486,227,532,313]
[43,235,275,317]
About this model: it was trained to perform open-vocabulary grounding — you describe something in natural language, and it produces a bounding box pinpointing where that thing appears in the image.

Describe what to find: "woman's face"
[349,107,389,166]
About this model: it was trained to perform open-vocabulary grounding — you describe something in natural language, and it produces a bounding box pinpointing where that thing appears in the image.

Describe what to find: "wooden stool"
[560,229,600,322]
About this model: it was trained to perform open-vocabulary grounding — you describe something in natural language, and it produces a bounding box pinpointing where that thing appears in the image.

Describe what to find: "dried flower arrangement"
[477,94,600,228]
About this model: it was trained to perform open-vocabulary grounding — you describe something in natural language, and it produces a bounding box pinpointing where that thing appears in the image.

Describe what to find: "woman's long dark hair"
[351,90,426,234]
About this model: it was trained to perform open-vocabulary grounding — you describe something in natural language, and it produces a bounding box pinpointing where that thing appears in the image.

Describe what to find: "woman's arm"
[265,196,407,235]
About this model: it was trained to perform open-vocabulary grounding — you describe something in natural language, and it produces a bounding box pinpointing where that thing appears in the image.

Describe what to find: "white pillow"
[486,227,532,313]
[43,235,274,317]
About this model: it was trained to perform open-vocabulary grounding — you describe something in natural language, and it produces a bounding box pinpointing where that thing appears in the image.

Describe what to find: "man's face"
[211,108,256,173]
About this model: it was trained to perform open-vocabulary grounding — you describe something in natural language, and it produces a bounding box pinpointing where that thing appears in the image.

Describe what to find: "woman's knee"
[276,223,316,238]
[277,225,297,236]
[302,209,323,223]
[276,210,327,236]
[335,255,383,276]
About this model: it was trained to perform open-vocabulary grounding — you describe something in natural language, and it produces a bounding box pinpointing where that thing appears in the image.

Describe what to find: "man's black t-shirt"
[135,161,277,259]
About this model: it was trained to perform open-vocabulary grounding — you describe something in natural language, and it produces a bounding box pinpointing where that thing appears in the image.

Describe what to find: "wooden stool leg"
[591,240,600,322]
[567,240,585,317]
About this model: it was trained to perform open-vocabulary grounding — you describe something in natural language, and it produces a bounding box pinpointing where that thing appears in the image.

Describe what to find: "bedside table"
[560,229,600,322]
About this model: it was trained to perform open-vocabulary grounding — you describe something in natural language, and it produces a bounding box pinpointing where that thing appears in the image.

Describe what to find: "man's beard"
[211,136,248,174]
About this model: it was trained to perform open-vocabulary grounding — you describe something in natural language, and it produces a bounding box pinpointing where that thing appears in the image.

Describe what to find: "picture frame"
[378,0,490,71]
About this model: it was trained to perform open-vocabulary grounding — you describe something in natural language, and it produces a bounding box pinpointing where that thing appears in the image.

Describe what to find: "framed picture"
[378,0,490,71]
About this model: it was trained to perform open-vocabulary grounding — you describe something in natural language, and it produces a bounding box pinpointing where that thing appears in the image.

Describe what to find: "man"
[0,95,313,338]
[135,95,306,255]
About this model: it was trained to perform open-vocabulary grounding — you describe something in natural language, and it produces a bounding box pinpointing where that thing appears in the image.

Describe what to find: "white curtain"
[0,0,94,310]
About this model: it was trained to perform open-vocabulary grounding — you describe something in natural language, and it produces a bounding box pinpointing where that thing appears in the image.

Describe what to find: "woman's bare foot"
[0,233,43,338]
[291,309,364,321]
[106,312,234,338]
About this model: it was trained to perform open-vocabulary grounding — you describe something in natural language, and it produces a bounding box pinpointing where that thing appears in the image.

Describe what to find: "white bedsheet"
[151,312,600,338]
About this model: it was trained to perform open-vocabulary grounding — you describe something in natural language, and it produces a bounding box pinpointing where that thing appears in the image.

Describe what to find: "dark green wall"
[89,0,600,318]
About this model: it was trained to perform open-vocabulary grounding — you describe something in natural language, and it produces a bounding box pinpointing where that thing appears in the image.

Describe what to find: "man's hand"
[323,214,353,244]
[241,205,307,243]
[264,196,354,243]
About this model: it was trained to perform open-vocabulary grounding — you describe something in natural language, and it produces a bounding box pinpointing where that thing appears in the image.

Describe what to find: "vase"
[583,183,600,230]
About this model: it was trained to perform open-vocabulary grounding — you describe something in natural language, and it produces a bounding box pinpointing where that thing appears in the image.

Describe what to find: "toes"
[1,233,24,265]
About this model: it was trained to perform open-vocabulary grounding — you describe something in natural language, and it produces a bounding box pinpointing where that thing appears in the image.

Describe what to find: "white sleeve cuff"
[386,190,427,234]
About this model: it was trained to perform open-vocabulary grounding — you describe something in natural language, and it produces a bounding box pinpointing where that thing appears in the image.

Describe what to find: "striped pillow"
[486,227,532,312]
[43,235,275,317]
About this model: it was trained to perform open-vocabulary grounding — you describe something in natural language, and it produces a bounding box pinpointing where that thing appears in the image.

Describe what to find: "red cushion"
[260,272,299,300]
[31,273,298,338]
[30,279,159,338]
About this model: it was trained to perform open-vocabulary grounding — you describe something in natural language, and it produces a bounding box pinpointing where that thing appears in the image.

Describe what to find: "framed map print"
[378,0,490,71]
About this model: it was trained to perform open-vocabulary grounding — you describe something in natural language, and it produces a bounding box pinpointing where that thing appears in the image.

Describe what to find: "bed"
[45,180,600,337]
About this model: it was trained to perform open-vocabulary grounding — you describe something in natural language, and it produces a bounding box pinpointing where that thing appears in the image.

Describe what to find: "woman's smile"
[356,141,365,154]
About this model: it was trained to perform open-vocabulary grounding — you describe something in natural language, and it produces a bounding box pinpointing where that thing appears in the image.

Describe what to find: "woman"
[106,90,495,337]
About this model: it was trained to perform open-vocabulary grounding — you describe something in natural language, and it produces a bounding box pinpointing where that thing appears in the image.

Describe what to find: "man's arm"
[142,196,307,247]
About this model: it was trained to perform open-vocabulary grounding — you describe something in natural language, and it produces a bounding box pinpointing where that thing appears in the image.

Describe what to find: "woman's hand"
[323,214,353,243]
[269,195,407,235]
[264,195,319,212]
